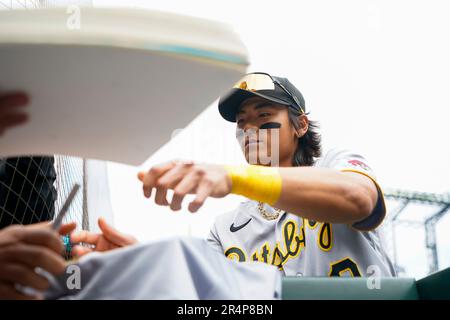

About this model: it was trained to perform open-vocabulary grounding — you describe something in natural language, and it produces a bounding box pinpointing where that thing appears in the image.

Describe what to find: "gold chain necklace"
[257,202,283,220]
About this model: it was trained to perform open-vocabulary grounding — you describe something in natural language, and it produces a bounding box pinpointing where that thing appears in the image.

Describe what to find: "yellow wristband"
[224,165,282,205]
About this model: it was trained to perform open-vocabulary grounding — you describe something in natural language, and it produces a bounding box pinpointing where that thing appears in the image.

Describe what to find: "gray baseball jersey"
[207,148,396,277]
[45,237,281,299]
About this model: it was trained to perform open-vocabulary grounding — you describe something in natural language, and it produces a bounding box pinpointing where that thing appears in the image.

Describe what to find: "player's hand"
[0,222,76,300]
[0,92,29,136]
[70,218,137,258]
[138,160,232,213]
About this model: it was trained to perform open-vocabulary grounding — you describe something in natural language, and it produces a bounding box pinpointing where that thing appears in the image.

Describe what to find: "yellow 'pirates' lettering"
[271,243,285,270]
[282,220,305,260]
[260,242,271,264]
[305,218,318,229]
[329,257,362,277]
[249,219,306,269]
[224,246,246,262]
[251,251,261,262]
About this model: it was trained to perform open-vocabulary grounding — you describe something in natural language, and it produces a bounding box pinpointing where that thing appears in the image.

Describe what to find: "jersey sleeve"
[206,222,224,254]
[325,149,387,231]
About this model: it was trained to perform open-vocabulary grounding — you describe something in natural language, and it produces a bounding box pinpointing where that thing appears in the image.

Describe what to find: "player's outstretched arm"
[273,167,377,224]
[138,160,378,225]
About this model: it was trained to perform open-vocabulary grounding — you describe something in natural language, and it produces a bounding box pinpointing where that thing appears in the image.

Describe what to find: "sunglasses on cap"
[233,72,305,114]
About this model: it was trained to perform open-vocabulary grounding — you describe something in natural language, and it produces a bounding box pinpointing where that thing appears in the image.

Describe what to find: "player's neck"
[259,158,294,167]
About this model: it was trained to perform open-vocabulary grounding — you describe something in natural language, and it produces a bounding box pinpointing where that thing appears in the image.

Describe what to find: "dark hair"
[287,108,322,167]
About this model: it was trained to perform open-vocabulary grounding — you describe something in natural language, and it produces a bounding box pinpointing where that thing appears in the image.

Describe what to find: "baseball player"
[67,72,395,279]
[137,72,396,277]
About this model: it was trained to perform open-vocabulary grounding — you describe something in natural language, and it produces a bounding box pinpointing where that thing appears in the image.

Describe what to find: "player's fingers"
[71,245,93,258]
[152,161,194,206]
[98,218,136,247]
[157,160,194,190]
[153,162,193,207]
[188,179,213,213]
[154,186,169,206]
[170,171,201,211]
[142,161,177,198]
[70,230,100,246]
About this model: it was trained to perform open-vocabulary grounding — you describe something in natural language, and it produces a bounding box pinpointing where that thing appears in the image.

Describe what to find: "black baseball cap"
[218,72,306,122]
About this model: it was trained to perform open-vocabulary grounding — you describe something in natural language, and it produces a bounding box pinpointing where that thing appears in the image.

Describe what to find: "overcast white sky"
[90,0,450,279]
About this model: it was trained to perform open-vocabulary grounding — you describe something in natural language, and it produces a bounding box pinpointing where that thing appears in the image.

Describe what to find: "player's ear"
[295,114,308,138]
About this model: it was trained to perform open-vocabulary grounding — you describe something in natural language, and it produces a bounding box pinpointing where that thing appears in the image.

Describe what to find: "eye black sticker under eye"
[259,122,281,129]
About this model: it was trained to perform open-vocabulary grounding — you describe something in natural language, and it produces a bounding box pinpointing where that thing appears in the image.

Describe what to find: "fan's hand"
[0,222,76,299]
[70,218,137,257]
[0,92,29,135]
